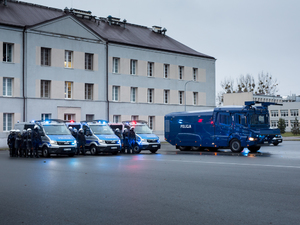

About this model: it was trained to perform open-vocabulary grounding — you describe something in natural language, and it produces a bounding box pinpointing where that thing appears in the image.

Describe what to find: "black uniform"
[32,128,42,158]
[15,131,22,157]
[22,130,28,158]
[128,129,136,154]
[7,131,16,157]
[122,129,129,153]
[27,130,33,157]
[77,131,86,155]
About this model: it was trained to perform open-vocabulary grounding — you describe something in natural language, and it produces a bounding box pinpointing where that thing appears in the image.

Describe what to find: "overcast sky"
[27,0,300,97]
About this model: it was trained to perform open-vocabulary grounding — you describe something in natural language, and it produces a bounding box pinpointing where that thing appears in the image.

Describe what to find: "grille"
[57,141,71,145]
[105,140,117,144]
[147,139,157,143]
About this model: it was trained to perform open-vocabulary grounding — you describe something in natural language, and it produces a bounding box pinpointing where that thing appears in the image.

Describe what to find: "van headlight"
[50,140,57,145]
[99,139,105,143]
[141,139,147,142]
[248,137,256,141]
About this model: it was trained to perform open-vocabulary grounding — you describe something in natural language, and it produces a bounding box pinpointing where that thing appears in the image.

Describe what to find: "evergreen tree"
[277,118,286,134]
[291,117,300,135]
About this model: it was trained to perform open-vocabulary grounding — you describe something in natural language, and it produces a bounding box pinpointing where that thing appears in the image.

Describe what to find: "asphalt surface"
[1,142,300,225]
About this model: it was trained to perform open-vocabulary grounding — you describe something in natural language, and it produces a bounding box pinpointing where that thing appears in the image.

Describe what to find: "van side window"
[236,114,247,126]
[218,113,231,125]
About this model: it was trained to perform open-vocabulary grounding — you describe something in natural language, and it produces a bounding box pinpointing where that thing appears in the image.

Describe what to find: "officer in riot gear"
[32,125,42,158]
[15,130,22,157]
[128,127,137,154]
[77,128,86,155]
[27,128,33,157]
[7,130,16,157]
[122,128,129,154]
[22,129,28,158]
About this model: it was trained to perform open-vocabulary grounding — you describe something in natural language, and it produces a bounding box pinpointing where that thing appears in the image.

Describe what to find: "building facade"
[0,1,216,147]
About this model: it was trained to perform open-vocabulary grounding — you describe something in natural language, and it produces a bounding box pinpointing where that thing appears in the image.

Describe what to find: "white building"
[0,1,216,147]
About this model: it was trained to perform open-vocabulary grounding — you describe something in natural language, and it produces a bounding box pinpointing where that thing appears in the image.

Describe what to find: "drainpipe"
[22,26,26,122]
[106,42,109,121]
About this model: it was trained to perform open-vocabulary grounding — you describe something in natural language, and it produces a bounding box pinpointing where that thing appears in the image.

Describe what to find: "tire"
[229,139,244,153]
[248,146,261,153]
[90,145,97,155]
[191,146,200,151]
[178,146,191,151]
[132,145,141,154]
[150,149,158,153]
[112,151,118,155]
[42,146,50,158]
[69,154,75,157]
[208,147,218,152]
[273,142,279,146]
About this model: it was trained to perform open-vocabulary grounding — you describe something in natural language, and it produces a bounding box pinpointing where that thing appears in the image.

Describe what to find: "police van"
[14,120,77,157]
[165,101,282,153]
[109,120,161,154]
[80,120,121,155]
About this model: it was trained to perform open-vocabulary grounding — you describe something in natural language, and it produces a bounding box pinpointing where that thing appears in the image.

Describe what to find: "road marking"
[138,158,300,169]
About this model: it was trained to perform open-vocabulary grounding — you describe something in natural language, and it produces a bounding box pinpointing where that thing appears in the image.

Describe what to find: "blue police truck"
[164,101,282,153]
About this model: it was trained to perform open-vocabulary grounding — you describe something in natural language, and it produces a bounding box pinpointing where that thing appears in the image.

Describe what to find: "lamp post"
[184,80,193,111]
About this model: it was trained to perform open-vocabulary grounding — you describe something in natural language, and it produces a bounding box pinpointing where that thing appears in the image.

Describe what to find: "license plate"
[111,147,117,149]
[64,148,71,151]
[152,145,157,147]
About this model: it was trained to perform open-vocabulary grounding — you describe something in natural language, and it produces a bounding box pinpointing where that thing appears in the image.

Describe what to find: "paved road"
[1,142,300,225]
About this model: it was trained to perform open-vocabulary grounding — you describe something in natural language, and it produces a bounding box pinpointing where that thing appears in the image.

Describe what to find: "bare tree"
[256,72,279,95]
[220,77,235,93]
[236,74,255,93]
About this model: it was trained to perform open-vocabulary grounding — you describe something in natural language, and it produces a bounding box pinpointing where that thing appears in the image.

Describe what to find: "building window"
[85,83,93,100]
[41,48,51,66]
[147,62,154,77]
[113,115,120,123]
[179,66,184,80]
[179,91,184,105]
[41,113,51,120]
[112,86,119,101]
[193,68,198,81]
[85,53,93,70]
[147,89,154,103]
[131,87,137,103]
[131,115,139,121]
[148,116,154,130]
[64,114,75,121]
[130,59,137,75]
[271,120,278,127]
[164,64,169,78]
[41,80,50,98]
[3,43,13,62]
[285,120,289,127]
[3,78,13,97]
[271,110,279,117]
[65,82,73,99]
[113,57,119,73]
[193,92,198,105]
[3,113,13,131]
[291,120,299,127]
[280,110,288,117]
[65,50,73,68]
[86,114,94,121]
[290,109,299,117]
[164,90,169,104]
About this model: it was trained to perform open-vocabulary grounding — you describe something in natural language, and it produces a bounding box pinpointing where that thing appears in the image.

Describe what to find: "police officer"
[122,128,129,154]
[114,128,122,139]
[7,130,16,157]
[32,125,42,158]
[27,128,33,157]
[128,127,137,154]
[72,128,79,154]
[15,130,22,157]
[77,128,86,155]
[22,129,28,158]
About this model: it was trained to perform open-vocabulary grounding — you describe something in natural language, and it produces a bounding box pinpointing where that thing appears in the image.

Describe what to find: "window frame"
[3,43,13,63]
[147,88,154,103]
[164,89,169,104]
[163,64,169,78]
[113,115,121,123]
[179,91,184,105]
[64,50,73,68]
[64,81,73,99]
[41,47,51,66]
[147,62,154,77]
[85,53,93,70]
[193,68,198,81]
[112,86,119,101]
[193,92,198,105]
[41,113,51,120]
[148,116,155,130]
[41,80,51,98]
[113,57,120,73]
[3,77,13,97]
[85,83,93,100]
[130,87,137,103]
[3,113,13,131]
[130,59,137,75]
[179,66,184,80]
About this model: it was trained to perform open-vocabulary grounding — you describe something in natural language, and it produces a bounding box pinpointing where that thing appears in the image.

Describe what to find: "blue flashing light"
[31,120,35,123]
[178,119,183,124]
[45,120,50,124]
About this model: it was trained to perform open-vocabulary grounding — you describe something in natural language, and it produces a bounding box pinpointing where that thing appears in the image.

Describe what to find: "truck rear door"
[215,112,233,147]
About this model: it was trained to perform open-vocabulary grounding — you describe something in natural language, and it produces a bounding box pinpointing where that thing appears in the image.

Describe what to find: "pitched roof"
[0,0,215,59]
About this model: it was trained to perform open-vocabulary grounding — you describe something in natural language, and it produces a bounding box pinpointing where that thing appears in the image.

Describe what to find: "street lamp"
[184,80,194,111]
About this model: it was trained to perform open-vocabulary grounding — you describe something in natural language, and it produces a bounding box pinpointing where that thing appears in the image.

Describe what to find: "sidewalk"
[283,136,300,141]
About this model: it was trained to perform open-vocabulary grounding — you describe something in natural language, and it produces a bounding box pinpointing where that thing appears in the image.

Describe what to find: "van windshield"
[43,124,71,135]
[132,124,152,134]
[89,124,114,135]
[250,114,269,126]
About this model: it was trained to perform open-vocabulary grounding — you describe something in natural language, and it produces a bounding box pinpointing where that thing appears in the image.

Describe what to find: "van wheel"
[112,151,118,155]
[90,145,97,155]
[191,146,200,151]
[248,146,261,153]
[273,142,279,146]
[230,139,243,153]
[132,145,141,154]
[178,146,190,151]
[42,146,50,158]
